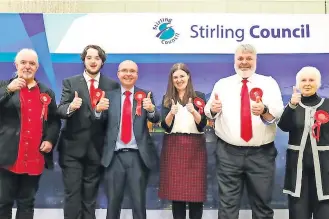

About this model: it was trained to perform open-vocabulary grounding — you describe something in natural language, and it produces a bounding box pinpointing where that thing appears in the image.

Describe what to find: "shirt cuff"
[288,102,298,109]
[94,111,102,118]
[67,104,72,114]
[260,116,276,125]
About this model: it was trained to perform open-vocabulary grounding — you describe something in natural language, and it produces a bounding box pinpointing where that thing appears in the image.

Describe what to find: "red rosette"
[249,88,263,102]
[194,97,205,114]
[40,93,51,121]
[134,91,146,116]
[312,110,329,142]
[92,88,103,108]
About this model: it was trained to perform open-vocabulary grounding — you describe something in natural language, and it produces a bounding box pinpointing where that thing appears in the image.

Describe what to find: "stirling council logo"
[153,18,180,44]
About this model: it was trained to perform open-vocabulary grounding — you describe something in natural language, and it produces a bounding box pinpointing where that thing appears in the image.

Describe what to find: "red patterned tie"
[121,91,132,144]
[241,79,253,142]
[89,79,96,109]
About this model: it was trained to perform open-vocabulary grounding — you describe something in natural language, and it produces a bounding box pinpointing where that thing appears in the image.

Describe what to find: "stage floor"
[12,209,289,218]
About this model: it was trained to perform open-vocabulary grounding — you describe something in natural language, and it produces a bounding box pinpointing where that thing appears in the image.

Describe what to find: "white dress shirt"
[84,71,100,90]
[115,86,138,150]
[170,102,201,134]
[204,73,284,147]
[67,71,100,114]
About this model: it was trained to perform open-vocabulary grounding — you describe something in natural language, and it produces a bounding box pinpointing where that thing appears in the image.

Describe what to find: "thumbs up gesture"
[290,86,301,106]
[70,91,83,111]
[170,99,178,115]
[186,98,196,114]
[143,92,155,112]
[211,93,222,114]
[96,91,109,113]
[251,95,265,116]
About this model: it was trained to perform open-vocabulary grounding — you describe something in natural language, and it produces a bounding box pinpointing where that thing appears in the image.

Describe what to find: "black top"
[301,93,321,106]
[278,93,329,147]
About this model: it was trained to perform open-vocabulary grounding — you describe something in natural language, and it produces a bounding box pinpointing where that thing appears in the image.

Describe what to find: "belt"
[115,148,138,153]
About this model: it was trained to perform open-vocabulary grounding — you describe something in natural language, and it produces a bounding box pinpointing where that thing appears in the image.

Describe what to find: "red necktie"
[89,79,96,109]
[121,91,132,144]
[241,79,253,142]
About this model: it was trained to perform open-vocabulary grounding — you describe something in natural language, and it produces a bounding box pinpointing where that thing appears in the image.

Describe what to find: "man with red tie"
[95,60,160,219]
[0,48,61,219]
[204,44,284,219]
[57,45,119,219]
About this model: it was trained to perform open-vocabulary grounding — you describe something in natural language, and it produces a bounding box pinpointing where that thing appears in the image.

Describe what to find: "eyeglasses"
[118,69,137,74]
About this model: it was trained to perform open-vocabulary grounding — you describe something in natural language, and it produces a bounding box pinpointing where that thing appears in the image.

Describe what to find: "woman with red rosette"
[159,63,207,219]
[278,66,329,219]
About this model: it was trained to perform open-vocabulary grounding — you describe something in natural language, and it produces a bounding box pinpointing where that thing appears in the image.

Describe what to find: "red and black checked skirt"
[158,133,207,202]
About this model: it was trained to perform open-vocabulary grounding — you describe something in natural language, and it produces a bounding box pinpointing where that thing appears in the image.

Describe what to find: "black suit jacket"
[0,79,61,169]
[160,91,208,133]
[57,74,120,158]
[99,87,160,170]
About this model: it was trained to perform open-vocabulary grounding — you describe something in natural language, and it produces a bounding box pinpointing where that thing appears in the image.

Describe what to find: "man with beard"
[57,45,119,219]
[0,48,60,219]
[94,60,160,219]
[204,44,284,219]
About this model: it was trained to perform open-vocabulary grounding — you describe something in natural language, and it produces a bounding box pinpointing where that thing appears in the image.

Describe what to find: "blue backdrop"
[1,13,329,210]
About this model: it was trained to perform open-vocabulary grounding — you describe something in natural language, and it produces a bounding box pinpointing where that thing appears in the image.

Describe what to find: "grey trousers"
[104,151,149,219]
[216,138,277,219]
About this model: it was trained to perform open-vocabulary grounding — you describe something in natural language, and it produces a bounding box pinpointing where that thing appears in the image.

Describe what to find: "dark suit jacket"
[0,79,61,169]
[100,86,160,170]
[160,91,208,133]
[57,74,119,158]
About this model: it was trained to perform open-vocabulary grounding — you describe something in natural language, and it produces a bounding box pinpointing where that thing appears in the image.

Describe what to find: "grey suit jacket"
[100,86,160,170]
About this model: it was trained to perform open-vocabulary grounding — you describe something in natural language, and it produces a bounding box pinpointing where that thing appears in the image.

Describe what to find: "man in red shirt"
[0,48,61,219]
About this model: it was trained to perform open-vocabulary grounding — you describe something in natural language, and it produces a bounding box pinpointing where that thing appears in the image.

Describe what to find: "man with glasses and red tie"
[57,45,119,219]
[204,44,284,219]
[94,60,160,219]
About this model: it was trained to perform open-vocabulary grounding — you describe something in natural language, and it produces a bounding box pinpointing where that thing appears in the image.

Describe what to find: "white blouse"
[171,102,202,134]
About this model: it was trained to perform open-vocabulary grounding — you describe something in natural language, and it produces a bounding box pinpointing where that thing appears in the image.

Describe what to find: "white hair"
[235,44,257,58]
[296,66,322,89]
[14,48,39,64]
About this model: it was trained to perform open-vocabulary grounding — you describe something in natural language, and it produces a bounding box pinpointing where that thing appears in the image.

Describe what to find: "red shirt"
[7,85,45,175]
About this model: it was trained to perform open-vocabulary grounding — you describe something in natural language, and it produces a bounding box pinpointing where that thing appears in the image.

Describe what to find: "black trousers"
[0,168,41,219]
[59,145,102,219]
[288,150,329,219]
[104,150,149,219]
[172,201,203,219]
[216,138,277,219]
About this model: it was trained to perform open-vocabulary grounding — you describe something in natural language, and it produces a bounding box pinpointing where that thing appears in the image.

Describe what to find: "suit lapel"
[132,95,137,121]
[11,90,21,119]
[98,74,106,91]
[113,89,121,126]
[78,75,92,112]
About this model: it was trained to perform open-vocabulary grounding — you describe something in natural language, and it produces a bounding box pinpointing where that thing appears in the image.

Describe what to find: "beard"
[84,63,102,75]
[19,72,34,82]
[234,65,256,78]
[85,67,100,75]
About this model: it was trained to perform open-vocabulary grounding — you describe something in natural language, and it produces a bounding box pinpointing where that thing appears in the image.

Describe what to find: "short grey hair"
[14,48,39,64]
[296,66,322,89]
[235,44,257,57]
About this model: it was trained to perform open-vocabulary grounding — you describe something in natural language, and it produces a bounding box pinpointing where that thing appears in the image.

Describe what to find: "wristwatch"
[262,105,269,115]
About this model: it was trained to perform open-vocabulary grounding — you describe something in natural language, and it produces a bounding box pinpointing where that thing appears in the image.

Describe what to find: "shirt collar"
[234,72,257,84]
[83,71,100,82]
[121,86,134,95]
